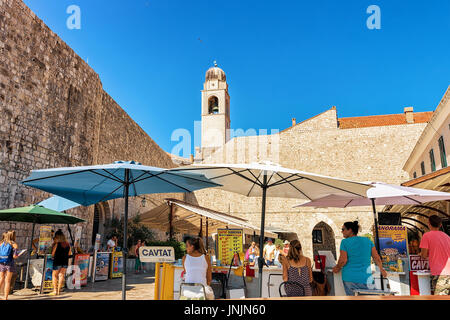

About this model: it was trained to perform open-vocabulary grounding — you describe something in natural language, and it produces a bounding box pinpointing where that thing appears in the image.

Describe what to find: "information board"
[74,254,90,286]
[217,229,243,266]
[378,225,409,273]
[110,251,123,278]
[38,226,53,255]
[95,252,110,281]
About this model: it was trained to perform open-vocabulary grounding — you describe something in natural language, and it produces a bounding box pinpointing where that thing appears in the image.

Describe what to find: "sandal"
[49,292,57,296]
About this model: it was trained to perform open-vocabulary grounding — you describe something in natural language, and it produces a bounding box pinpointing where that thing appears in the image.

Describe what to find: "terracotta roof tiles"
[338,112,433,129]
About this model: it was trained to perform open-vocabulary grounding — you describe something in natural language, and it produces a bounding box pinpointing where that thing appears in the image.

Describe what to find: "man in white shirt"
[107,236,117,252]
[263,239,276,266]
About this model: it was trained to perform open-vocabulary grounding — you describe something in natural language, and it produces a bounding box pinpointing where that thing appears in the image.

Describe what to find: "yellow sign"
[217,229,243,266]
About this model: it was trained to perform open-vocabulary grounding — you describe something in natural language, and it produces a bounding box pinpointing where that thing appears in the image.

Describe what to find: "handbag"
[311,253,330,296]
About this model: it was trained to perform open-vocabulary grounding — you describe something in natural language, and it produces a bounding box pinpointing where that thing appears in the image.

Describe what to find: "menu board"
[110,251,123,278]
[217,229,243,266]
[39,226,53,255]
[378,225,409,273]
[95,252,111,281]
[74,254,90,286]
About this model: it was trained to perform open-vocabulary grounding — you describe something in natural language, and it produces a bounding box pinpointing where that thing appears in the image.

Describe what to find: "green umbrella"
[0,205,85,290]
[0,205,85,224]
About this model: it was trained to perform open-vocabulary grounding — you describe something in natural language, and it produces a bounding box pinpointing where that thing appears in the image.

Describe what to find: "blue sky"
[23,0,450,156]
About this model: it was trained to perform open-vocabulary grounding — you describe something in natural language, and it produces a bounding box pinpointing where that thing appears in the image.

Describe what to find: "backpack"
[0,242,13,264]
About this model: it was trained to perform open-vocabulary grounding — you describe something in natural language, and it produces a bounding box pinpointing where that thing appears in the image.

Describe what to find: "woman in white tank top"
[182,237,214,299]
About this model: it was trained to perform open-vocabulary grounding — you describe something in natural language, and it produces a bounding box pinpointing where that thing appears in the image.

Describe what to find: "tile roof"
[338,111,433,129]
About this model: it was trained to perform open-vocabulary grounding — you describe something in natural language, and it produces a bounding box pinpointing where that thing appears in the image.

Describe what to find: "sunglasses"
[341,228,346,232]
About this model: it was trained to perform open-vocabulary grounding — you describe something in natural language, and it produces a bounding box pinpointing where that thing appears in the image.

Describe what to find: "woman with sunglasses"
[332,221,387,296]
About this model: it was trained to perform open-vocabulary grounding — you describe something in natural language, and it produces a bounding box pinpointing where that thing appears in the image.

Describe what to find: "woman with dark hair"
[281,239,313,296]
[182,237,214,299]
[50,231,71,296]
[332,221,387,296]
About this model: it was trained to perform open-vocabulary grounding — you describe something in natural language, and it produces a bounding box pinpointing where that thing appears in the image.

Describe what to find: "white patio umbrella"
[168,161,372,297]
[294,181,450,290]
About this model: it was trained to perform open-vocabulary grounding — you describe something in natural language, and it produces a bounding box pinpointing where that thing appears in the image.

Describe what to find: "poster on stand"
[74,226,82,250]
[378,225,409,273]
[43,254,54,291]
[74,254,90,286]
[217,229,243,266]
[38,226,53,255]
[95,252,111,281]
[110,251,123,278]
[94,234,102,251]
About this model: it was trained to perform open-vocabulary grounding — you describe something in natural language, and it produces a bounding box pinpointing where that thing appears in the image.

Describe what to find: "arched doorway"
[312,221,337,260]
[91,202,111,245]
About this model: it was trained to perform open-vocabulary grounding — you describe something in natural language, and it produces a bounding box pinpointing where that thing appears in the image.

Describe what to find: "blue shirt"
[340,236,374,284]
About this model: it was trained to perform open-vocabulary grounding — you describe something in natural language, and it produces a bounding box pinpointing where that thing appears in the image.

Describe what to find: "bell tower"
[198,62,230,160]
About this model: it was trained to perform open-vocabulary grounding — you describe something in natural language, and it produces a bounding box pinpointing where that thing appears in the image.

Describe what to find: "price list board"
[217,229,243,265]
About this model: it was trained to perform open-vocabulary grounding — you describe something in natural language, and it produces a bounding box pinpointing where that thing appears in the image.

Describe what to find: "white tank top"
[184,254,208,285]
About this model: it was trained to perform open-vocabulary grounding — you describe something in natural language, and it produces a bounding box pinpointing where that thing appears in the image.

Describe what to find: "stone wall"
[0,0,182,249]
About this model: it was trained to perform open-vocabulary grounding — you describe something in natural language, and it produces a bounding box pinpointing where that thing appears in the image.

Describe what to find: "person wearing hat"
[282,240,290,256]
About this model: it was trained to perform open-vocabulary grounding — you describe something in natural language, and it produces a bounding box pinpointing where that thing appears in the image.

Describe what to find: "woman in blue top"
[332,221,387,296]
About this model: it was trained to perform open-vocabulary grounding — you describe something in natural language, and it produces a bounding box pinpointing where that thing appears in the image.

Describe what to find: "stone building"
[0,0,183,249]
[190,64,437,258]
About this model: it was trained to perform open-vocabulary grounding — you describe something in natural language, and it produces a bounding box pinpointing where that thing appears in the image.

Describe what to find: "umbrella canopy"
[167,161,372,297]
[0,205,85,224]
[171,162,371,199]
[38,195,81,212]
[21,160,220,300]
[294,182,450,208]
[22,161,220,206]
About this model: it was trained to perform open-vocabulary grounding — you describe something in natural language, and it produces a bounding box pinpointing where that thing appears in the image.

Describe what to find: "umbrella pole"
[169,203,174,241]
[122,169,130,301]
[258,174,268,298]
[24,222,36,289]
[371,198,384,291]
[206,217,209,251]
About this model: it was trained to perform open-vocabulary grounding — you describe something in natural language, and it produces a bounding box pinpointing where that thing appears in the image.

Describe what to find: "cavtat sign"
[139,246,175,263]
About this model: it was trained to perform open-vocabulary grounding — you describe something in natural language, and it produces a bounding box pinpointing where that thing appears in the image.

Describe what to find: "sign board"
[95,252,110,281]
[74,226,82,249]
[378,225,409,273]
[38,226,53,255]
[94,234,102,251]
[409,254,430,271]
[217,229,243,266]
[74,254,90,286]
[110,251,123,278]
[43,254,54,291]
[139,246,175,263]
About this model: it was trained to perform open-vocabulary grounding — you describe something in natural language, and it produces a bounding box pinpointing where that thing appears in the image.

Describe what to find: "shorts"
[0,262,16,273]
[52,265,68,271]
[431,275,450,295]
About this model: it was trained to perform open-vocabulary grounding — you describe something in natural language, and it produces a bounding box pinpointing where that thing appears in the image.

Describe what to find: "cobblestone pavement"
[6,273,155,300]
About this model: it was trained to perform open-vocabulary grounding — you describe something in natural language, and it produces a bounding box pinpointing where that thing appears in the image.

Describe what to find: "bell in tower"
[208,96,219,114]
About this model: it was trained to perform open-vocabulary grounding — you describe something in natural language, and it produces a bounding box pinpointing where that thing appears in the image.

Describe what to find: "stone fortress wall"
[0,0,182,249]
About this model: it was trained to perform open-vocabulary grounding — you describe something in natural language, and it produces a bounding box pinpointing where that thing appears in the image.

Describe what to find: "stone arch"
[91,202,111,245]
[208,96,219,114]
[300,212,341,260]
[312,221,337,260]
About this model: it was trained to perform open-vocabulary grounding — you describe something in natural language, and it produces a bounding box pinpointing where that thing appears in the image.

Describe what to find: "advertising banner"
[378,225,409,273]
[139,246,175,263]
[409,254,430,271]
[74,226,82,249]
[217,229,243,266]
[38,226,53,255]
[95,252,111,281]
[43,254,54,291]
[74,254,90,286]
[94,234,102,251]
[110,251,123,278]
